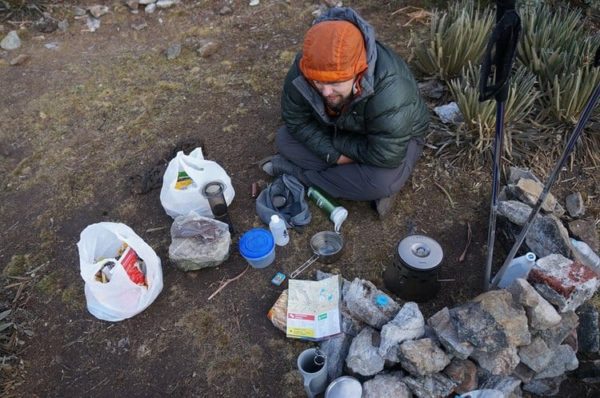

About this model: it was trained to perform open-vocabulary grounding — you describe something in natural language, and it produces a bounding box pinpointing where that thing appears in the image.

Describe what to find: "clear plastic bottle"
[497,252,537,288]
[571,239,600,270]
[269,214,289,246]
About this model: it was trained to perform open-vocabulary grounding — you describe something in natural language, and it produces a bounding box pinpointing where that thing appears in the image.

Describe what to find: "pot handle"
[290,254,319,279]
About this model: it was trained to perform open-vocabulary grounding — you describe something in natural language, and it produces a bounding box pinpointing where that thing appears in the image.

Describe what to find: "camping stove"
[383,235,444,302]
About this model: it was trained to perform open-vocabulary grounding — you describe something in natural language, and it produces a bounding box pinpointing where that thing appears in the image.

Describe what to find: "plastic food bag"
[169,212,231,271]
[77,222,163,322]
[160,147,235,219]
[267,289,288,333]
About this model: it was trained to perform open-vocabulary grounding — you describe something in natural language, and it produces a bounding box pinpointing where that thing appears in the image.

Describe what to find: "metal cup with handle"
[297,348,328,398]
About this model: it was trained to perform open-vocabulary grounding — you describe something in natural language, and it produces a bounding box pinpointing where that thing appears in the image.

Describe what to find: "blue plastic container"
[239,228,275,268]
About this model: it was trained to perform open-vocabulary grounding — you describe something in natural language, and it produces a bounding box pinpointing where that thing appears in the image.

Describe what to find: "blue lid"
[239,228,274,259]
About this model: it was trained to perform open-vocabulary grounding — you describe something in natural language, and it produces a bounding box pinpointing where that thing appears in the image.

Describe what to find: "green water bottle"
[307,187,348,232]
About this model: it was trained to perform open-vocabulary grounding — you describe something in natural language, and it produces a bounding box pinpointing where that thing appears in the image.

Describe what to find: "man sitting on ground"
[261,7,429,217]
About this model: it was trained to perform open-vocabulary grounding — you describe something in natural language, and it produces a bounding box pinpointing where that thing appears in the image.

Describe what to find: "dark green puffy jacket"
[281,7,430,168]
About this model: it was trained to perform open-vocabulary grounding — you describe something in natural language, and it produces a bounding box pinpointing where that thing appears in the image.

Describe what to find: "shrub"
[411,0,494,81]
[518,3,600,124]
[447,62,540,157]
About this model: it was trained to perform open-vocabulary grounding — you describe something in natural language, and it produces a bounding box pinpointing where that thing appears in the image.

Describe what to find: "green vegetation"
[412,0,494,81]
[415,0,600,163]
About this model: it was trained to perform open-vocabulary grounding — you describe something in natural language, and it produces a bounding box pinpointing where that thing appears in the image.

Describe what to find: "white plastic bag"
[77,222,164,322]
[160,147,235,219]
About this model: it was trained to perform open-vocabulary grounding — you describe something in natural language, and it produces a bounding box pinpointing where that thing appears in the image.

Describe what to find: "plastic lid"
[239,228,274,259]
[270,214,280,223]
[398,235,443,270]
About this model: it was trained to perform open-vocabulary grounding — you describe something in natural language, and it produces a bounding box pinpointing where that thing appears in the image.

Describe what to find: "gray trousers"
[276,126,424,201]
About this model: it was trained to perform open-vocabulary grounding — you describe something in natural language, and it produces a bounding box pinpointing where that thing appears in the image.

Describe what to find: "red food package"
[118,247,146,286]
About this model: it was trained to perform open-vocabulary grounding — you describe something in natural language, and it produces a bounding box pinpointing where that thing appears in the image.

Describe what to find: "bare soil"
[1,1,599,397]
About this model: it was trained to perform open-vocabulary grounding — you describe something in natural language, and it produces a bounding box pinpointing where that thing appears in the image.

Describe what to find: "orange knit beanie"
[299,20,368,83]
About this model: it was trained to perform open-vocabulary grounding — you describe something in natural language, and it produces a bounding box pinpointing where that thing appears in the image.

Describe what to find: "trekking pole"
[491,45,600,289]
[480,0,521,291]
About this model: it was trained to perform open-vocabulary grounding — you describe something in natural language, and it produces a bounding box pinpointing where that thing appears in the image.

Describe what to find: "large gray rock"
[568,218,599,252]
[479,375,523,398]
[471,346,520,375]
[518,336,554,372]
[534,345,578,379]
[378,302,425,361]
[498,200,536,226]
[452,302,508,352]
[428,307,473,359]
[525,215,572,258]
[498,202,572,258]
[403,373,457,398]
[443,358,478,394]
[168,214,230,271]
[565,192,585,218]
[345,327,385,376]
[536,311,579,349]
[398,338,450,376]
[529,254,599,313]
[343,278,401,329]
[362,372,411,398]
[453,290,530,352]
[319,333,353,381]
[1,30,21,50]
[577,303,600,353]
[523,375,566,396]
[508,278,561,330]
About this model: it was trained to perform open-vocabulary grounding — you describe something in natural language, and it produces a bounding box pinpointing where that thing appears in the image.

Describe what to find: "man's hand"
[336,154,354,165]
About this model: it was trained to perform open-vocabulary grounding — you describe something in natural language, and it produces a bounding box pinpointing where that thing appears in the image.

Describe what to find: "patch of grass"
[36,270,60,296]
[3,254,32,277]
[61,285,84,310]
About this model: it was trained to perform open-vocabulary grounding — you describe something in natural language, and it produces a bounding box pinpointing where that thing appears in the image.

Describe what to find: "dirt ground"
[1,0,599,397]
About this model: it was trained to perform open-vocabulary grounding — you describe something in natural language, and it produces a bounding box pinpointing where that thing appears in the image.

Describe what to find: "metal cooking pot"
[290,231,344,278]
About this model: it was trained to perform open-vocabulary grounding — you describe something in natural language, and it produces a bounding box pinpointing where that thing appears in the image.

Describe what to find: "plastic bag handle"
[177,151,228,193]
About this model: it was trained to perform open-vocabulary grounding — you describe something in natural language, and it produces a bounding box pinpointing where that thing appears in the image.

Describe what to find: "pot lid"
[397,235,443,270]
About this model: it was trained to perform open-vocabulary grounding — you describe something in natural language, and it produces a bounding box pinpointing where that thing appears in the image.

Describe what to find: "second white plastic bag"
[77,222,164,322]
[160,148,235,219]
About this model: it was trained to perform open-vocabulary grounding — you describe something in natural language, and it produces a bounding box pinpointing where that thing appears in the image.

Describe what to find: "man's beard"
[325,94,351,112]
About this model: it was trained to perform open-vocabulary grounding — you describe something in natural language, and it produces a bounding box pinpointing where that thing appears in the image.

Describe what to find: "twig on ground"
[3,282,24,290]
[25,261,49,275]
[208,266,249,301]
[459,222,472,262]
[12,282,26,305]
[146,226,168,233]
[434,181,455,208]
[391,6,419,15]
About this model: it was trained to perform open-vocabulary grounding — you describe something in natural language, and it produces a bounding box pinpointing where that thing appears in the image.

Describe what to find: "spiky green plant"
[411,0,494,81]
[518,4,589,80]
[518,4,600,125]
[448,62,540,156]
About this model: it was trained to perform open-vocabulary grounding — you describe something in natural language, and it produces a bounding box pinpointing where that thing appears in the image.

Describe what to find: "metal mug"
[297,348,328,398]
